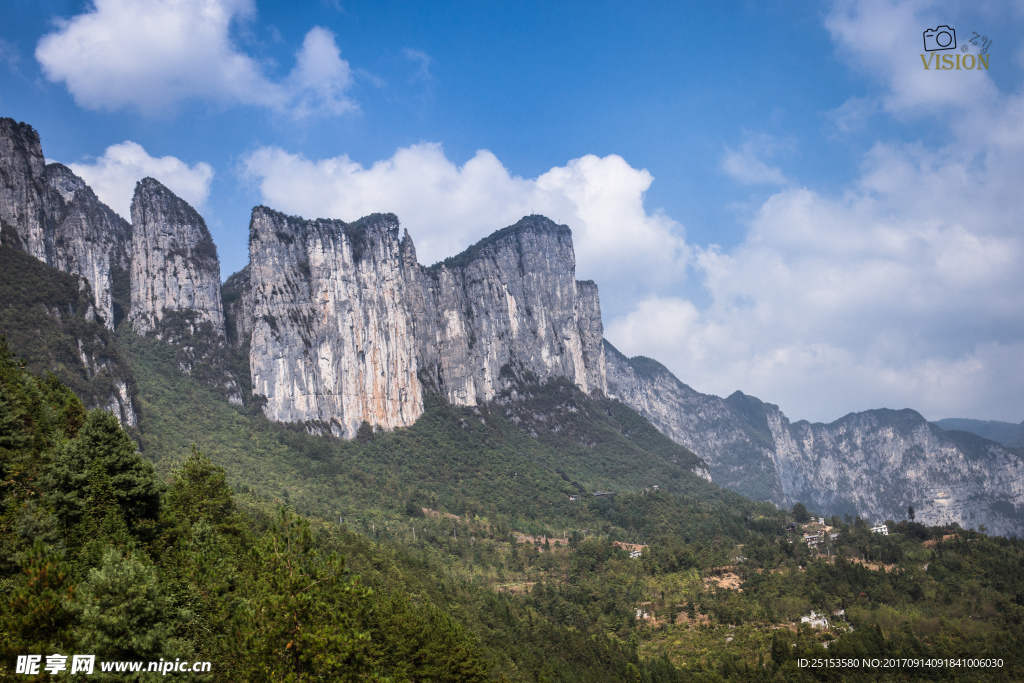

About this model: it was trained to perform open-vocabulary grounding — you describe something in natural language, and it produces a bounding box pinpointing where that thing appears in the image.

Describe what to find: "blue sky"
[2,0,1023,424]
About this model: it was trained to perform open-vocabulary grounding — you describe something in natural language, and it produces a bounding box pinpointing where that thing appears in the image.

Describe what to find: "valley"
[2,115,1024,680]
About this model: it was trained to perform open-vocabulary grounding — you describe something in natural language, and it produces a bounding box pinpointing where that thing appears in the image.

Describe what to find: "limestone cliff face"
[403,216,607,406]
[605,342,1024,537]
[0,119,136,423]
[129,178,224,339]
[0,119,50,262]
[46,164,132,329]
[0,119,131,329]
[128,178,241,404]
[235,211,606,437]
[246,208,423,437]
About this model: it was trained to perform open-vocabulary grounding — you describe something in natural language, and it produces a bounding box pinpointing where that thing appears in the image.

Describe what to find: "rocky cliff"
[129,178,224,338]
[605,342,1024,537]
[403,216,606,406]
[0,119,131,329]
[0,119,51,263]
[0,118,136,423]
[128,177,240,403]
[231,211,606,438]
[244,209,422,436]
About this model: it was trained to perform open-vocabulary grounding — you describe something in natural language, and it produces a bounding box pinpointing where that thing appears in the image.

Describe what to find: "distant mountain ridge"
[933,418,1024,449]
[3,115,1023,536]
[604,343,1024,537]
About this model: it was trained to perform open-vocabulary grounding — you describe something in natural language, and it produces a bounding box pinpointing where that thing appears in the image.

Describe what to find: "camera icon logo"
[923,25,956,51]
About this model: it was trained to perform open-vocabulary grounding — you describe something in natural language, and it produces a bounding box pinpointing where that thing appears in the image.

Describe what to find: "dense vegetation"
[3,254,1024,680]
[0,340,491,681]
[0,246,135,417]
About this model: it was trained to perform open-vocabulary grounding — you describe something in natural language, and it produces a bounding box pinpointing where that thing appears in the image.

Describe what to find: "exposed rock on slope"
[0,119,131,329]
[231,211,606,438]
[0,119,50,263]
[0,245,137,426]
[604,342,1024,537]
[46,163,132,329]
[404,216,606,406]
[0,119,136,423]
[129,178,224,339]
[245,209,423,436]
[129,178,240,404]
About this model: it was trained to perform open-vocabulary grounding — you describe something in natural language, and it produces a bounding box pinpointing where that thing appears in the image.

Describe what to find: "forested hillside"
[4,325,1024,680]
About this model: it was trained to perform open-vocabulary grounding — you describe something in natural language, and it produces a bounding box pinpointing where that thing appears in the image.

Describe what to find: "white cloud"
[721,146,788,186]
[241,144,690,314]
[403,48,432,81]
[288,26,355,117]
[828,96,877,133]
[600,0,1024,423]
[35,0,355,116]
[825,0,999,115]
[68,142,214,219]
[609,132,1024,422]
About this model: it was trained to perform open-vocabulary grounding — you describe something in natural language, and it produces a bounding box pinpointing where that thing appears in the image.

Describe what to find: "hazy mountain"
[933,418,1024,449]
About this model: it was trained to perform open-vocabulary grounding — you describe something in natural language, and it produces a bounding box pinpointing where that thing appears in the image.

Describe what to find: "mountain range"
[2,115,1022,537]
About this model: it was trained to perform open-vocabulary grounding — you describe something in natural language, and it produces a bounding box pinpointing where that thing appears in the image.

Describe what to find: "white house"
[870,525,889,536]
[800,610,829,629]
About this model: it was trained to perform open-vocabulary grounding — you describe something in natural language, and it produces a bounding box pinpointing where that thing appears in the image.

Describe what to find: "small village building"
[870,524,889,535]
[801,610,829,629]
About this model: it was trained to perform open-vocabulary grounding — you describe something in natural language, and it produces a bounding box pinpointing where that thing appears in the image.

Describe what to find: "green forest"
[2,248,1024,681]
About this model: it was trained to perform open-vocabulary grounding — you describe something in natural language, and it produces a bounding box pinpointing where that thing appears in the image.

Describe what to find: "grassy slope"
[119,327,776,544]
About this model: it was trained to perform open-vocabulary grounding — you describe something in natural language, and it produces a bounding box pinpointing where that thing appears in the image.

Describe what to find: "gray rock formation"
[0,119,51,263]
[0,119,136,423]
[128,178,241,404]
[403,216,606,406]
[245,209,423,436]
[233,211,606,438]
[0,119,132,329]
[604,342,1024,537]
[46,164,132,329]
[129,177,224,339]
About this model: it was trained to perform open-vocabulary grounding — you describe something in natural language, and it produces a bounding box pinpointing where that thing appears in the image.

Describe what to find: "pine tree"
[1,540,75,657]
[48,409,160,528]
[71,548,192,676]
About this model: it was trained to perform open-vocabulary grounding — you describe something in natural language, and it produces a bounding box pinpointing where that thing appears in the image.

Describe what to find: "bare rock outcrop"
[604,341,1024,537]
[246,209,423,437]
[129,177,224,339]
[0,119,131,329]
[234,211,606,438]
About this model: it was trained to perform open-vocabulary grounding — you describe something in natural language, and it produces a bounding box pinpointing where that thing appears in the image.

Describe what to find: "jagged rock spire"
[128,177,225,339]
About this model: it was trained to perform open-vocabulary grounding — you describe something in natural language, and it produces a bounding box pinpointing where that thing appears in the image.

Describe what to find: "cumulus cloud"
[68,142,214,219]
[241,144,690,315]
[35,0,354,116]
[607,1,1024,423]
[825,0,998,114]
